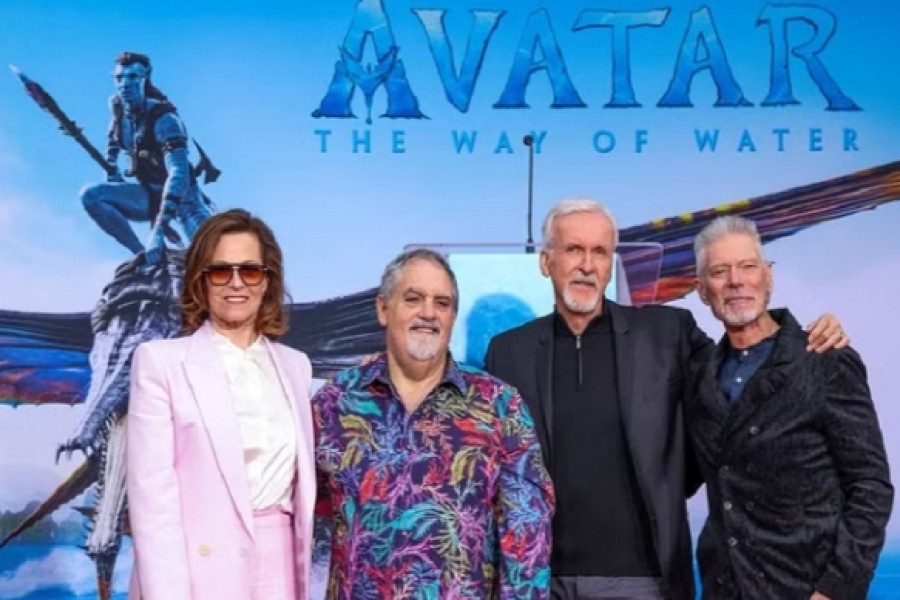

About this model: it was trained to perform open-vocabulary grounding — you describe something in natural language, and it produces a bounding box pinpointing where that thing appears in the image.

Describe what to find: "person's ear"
[376,295,389,327]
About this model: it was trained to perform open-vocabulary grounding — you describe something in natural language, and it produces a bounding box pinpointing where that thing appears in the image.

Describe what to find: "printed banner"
[0,1,897,598]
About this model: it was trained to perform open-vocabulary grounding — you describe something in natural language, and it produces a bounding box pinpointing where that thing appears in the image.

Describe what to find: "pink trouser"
[251,507,297,600]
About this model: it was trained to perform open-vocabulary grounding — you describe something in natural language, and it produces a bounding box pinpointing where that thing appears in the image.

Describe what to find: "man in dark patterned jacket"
[688,215,893,599]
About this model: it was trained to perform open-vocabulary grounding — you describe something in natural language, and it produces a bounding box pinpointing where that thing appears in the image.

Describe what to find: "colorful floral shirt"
[313,354,554,599]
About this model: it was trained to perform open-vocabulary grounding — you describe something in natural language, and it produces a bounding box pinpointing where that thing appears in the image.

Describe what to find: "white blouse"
[213,331,297,512]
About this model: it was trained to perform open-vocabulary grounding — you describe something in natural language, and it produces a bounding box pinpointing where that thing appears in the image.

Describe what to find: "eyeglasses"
[203,263,269,286]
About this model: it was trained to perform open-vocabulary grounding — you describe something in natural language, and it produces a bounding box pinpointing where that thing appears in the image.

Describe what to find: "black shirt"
[550,311,659,576]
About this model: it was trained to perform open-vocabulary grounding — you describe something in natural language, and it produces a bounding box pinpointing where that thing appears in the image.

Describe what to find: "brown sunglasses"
[203,263,270,286]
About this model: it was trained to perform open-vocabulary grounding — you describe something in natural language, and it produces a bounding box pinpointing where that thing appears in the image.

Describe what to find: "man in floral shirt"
[313,248,554,599]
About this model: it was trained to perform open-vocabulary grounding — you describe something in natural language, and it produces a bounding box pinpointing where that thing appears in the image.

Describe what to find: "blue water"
[0,543,128,600]
[2,542,899,599]
[872,550,900,600]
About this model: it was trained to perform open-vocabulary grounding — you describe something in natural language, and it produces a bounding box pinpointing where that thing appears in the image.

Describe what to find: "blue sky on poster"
[0,0,898,535]
[0,0,897,305]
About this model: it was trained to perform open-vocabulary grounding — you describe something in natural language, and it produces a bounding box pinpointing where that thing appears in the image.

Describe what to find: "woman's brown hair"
[180,209,289,338]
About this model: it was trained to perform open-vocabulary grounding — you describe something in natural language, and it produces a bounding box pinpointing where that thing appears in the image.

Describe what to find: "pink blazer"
[126,322,316,600]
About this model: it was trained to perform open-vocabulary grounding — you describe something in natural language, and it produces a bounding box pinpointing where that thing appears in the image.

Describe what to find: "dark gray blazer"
[485,301,713,600]
[687,309,893,600]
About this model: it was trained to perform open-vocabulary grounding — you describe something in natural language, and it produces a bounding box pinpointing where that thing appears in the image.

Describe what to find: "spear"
[10,64,116,176]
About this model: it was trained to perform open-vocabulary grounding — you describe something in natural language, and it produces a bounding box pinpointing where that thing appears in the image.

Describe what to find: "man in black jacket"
[485,198,847,600]
[686,215,892,599]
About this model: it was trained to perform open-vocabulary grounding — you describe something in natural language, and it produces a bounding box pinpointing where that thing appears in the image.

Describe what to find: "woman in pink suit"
[127,209,316,600]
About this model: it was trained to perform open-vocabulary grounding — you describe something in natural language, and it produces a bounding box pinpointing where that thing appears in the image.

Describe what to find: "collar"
[725,330,778,361]
[714,308,805,365]
[358,352,468,396]
[211,328,268,362]
[552,307,612,338]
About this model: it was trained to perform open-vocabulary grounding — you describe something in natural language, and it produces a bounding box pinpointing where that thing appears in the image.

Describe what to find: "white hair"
[541,197,619,250]
[694,216,766,275]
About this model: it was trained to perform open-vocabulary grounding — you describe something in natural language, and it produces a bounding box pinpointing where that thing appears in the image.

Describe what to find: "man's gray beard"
[406,334,442,361]
[563,288,601,314]
[722,291,770,328]
[722,307,764,327]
